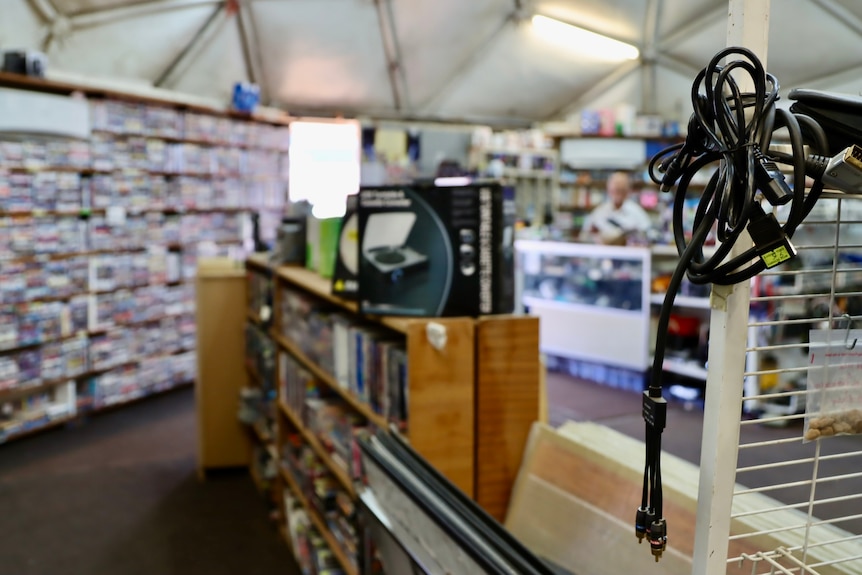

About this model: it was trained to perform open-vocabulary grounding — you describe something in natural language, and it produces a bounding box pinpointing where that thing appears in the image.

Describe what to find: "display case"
[517,240,652,379]
[517,240,713,396]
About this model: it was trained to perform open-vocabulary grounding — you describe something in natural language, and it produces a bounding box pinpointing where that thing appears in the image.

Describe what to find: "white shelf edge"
[650,293,711,309]
[661,357,708,381]
[523,295,644,318]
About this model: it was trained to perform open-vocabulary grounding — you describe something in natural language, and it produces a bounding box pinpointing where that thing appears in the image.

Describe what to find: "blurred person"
[579,171,652,245]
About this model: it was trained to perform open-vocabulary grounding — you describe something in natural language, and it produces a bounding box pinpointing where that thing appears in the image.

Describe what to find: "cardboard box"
[358,181,515,317]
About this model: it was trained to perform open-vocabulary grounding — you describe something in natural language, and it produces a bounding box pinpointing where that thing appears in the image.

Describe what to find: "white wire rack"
[697,192,862,575]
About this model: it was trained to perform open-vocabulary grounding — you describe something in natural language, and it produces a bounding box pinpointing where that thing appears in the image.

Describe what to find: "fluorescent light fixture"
[531,15,639,61]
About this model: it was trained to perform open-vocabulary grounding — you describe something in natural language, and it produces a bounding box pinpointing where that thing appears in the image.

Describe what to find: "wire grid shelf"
[726,193,862,575]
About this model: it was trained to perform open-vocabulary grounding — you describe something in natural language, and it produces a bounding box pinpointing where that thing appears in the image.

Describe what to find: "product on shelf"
[0,382,76,442]
[246,323,277,389]
[0,88,289,443]
[279,286,409,427]
[358,181,516,317]
[279,351,322,424]
[305,397,366,479]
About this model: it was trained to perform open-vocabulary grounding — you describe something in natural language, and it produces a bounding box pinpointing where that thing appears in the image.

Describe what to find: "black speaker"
[2,50,47,77]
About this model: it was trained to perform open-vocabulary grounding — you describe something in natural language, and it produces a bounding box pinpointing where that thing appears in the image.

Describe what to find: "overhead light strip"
[531,15,640,62]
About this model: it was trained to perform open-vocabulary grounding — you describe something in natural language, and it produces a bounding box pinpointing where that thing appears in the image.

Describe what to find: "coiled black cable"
[638,45,829,561]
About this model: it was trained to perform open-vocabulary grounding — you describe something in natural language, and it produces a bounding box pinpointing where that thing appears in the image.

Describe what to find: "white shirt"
[580,199,653,243]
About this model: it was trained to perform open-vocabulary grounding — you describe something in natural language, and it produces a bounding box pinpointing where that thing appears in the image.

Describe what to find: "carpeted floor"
[3,371,860,575]
[0,387,299,575]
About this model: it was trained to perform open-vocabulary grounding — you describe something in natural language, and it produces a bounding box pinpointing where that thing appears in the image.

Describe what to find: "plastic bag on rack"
[803,328,862,442]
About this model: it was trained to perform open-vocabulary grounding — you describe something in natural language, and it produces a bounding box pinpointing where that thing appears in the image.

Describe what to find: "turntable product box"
[357,181,515,317]
[331,196,359,300]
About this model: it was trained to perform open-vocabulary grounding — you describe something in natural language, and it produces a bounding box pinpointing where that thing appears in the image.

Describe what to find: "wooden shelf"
[245,253,272,272]
[279,465,358,575]
[264,259,540,520]
[249,462,269,495]
[275,266,411,333]
[247,309,262,326]
[245,362,261,386]
[0,247,149,265]
[0,378,74,402]
[270,330,388,429]
[279,400,356,498]
[0,71,291,125]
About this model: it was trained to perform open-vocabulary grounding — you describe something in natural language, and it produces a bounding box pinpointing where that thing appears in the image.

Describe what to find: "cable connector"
[648,518,667,562]
[642,390,667,432]
[635,507,649,543]
[822,145,862,194]
[659,155,683,193]
[754,147,793,205]
[747,204,797,269]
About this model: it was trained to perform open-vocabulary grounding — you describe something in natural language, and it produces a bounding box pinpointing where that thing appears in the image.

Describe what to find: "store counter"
[516,240,711,391]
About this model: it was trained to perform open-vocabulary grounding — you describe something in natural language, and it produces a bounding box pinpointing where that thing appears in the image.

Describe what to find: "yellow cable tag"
[762,245,793,268]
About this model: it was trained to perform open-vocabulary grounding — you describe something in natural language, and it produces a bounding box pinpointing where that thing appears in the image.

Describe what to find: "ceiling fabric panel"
[765,0,862,90]
[251,0,392,114]
[432,20,624,122]
[44,5,216,87]
[5,0,862,124]
[55,0,139,15]
[390,0,509,110]
[0,2,46,48]
[168,10,248,104]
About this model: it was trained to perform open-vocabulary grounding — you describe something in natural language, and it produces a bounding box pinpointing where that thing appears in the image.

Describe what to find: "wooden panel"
[195,264,251,472]
[405,318,475,497]
[505,423,855,575]
[475,315,540,521]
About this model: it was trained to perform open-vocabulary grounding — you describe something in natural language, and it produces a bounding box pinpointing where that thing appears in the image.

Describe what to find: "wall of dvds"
[0,81,289,443]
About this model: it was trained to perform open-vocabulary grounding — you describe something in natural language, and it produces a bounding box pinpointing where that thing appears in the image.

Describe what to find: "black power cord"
[639,46,829,561]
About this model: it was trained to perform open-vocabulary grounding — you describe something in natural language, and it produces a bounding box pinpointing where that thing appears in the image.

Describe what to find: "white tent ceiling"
[3,0,862,127]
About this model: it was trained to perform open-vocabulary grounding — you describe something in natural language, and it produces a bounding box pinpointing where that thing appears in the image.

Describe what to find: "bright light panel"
[531,15,639,61]
[288,120,361,219]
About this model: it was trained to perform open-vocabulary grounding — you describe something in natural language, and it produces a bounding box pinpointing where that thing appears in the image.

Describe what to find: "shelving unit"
[245,255,541,572]
[241,259,279,506]
[0,75,289,443]
[468,142,560,222]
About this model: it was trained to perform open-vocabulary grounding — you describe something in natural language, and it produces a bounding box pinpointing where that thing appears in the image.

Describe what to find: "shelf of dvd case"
[279,399,357,498]
[0,332,86,356]
[0,378,76,402]
[0,247,148,264]
[0,207,252,217]
[280,464,359,575]
[89,129,289,153]
[87,345,195,377]
[1,413,77,444]
[270,330,389,430]
[275,266,411,334]
[85,379,193,413]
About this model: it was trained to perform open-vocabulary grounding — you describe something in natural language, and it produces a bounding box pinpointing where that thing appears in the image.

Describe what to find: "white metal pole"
[691,1,771,574]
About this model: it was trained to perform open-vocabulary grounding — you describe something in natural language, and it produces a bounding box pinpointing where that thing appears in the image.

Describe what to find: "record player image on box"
[361,212,429,282]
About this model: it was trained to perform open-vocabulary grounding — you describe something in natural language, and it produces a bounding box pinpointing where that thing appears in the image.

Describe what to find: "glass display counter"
[517,239,652,374]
